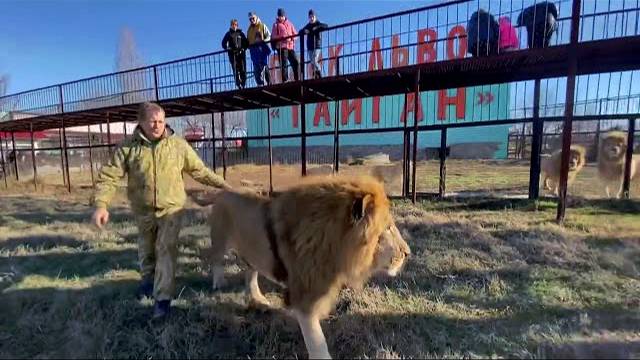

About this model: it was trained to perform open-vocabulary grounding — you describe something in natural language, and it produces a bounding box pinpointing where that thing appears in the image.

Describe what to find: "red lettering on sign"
[391,35,408,68]
[341,99,363,125]
[372,96,381,123]
[368,37,384,71]
[313,102,331,127]
[292,105,299,128]
[328,44,343,76]
[417,28,437,64]
[446,25,467,60]
[400,93,424,123]
[438,88,466,120]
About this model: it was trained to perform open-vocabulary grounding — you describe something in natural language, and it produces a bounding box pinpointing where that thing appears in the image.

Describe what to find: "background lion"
[194,175,410,359]
[540,145,586,196]
[598,130,638,198]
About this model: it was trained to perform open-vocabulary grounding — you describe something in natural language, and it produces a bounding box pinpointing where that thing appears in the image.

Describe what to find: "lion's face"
[601,137,626,161]
[569,149,584,171]
[372,220,410,277]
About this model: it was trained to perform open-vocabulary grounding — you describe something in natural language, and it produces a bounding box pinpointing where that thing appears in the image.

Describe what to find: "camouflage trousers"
[135,209,184,301]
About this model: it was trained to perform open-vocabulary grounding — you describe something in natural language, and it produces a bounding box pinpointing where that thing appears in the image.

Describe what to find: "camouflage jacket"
[93,126,227,217]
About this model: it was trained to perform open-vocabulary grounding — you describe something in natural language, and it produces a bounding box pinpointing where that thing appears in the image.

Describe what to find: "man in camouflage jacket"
[92,102,230,319]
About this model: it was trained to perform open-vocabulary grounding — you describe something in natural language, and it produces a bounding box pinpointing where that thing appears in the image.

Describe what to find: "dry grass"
[1,162,640,358]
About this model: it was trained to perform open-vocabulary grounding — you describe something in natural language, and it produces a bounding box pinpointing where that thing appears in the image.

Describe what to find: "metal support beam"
[333,100,340,173]
[411,71,421,204]
[267,109,274,194]
[622,118,636,199]
[529,78,543,199]
[221,112,227,180]
[0,132,7,188]
[439,128,447,199]
[61,118,71,193]
[30,122,38,191]
[557,0,582,223]
[87,125,95,188]
[300,33,307,177]
[10,132,18,182]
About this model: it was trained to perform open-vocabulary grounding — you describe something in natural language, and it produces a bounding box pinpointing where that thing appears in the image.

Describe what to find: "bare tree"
[116,27,147,104]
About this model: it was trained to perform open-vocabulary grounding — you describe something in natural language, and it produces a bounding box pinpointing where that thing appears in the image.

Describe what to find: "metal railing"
[1,0,639,121]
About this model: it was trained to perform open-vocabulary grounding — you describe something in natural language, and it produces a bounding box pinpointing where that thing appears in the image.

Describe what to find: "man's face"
[277,15,285,23]
[139,110,166,140]
[309,14,316,23]
[231,22,238,30]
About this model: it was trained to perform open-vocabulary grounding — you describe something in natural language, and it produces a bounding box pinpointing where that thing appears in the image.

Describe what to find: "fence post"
[622,118,636,199]
[221,112,227,180]
[333,100,340,173]
[58,127,67,187]
[61,118,71,193]
[411,70,420,204]
[439,128,447,199]
[87,125,95,188]
[10,131,18,182]
[556,0,582,223]
[401,92,409,198]
[211,113,217,172]
[267,109,274,194]
[30,122,38,191]
[106,113,113,158]
[529,78,543,199]
[0,132,7,188]
[300,32,307,177]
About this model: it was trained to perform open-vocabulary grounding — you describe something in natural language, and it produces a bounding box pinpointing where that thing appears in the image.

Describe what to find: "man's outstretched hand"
[92,208,110,228]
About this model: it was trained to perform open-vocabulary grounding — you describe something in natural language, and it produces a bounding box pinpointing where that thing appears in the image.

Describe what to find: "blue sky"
[1,0,435,94]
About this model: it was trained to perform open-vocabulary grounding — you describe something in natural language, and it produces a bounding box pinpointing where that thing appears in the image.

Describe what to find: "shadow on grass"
[0,235,88,252]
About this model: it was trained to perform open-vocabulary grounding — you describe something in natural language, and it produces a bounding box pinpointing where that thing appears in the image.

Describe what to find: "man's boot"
[152,300,171,319]
[136,275,154,300]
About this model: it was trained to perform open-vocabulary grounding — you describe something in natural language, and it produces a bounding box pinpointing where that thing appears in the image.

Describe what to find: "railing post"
[58,127,67,187]
[30,122,38,191]
[622,118,636,199]
[411,70,420,204]
[153,66,160,101]
[439,128,447,199]
[529,78,543,199]
[10,131,19,182]
[556,0,582,223]
[106,113,112,158]
[401,92,409,198]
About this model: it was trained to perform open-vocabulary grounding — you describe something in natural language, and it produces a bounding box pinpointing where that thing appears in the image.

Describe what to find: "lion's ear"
[351,194,373,222]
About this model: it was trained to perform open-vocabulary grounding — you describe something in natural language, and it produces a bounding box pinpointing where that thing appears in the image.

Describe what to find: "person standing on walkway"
[300,9,328,79]
[247,12,272,86]
[222,19,249,89]
[91,102,231,319]
[271,8,300,83]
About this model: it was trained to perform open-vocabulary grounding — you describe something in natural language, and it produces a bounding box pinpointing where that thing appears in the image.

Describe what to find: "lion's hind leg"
[245,269,272,310]
[207,210,233,290]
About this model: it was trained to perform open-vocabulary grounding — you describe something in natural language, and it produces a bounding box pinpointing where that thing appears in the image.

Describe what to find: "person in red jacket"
[271,8,299,82]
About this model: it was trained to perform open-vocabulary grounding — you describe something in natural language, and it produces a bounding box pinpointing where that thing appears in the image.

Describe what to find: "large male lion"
[540,145,586,196]
[598,131,637,198]
[194,175,410,359]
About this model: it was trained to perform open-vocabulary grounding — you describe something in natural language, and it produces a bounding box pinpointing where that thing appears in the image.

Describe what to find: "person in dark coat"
[517,1,558,49]
[222,19,249,89]
[467,9,500,57]
[300,9,328,79]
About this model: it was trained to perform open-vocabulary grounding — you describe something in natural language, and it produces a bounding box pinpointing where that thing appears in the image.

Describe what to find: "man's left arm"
[182,140,231,189]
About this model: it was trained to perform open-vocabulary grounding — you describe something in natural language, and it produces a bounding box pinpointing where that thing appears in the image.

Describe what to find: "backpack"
[517,1,558,48]
[467,9,500,57]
